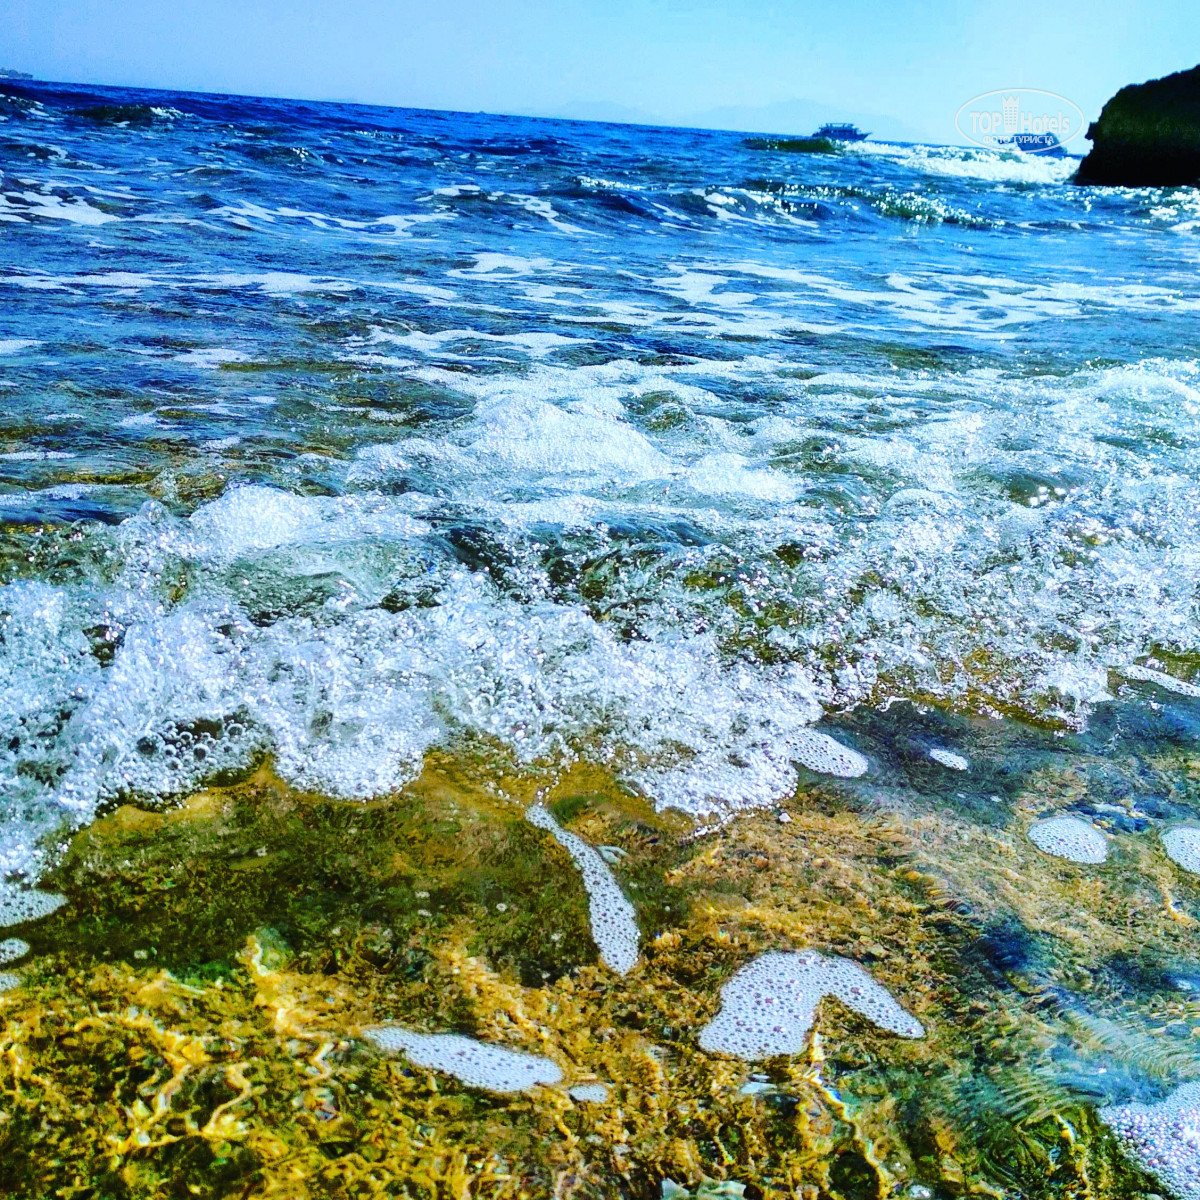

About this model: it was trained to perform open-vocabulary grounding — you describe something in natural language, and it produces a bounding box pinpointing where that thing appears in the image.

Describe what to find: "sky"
[2,0,1198,142]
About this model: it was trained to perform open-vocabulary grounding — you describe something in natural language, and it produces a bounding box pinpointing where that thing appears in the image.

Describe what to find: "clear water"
[1,80,1198,887]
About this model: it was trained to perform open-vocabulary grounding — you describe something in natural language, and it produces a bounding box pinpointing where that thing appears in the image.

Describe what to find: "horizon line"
[0,71,981,147]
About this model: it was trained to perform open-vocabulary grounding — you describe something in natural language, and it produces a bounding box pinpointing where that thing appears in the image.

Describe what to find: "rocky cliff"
[1076,64,1200,186]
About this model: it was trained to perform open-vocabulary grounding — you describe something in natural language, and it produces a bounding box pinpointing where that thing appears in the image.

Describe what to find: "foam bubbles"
[361,1026,562,1092]
[1027,816,1108,864]
[1121,663,1200,699]
[1163,828,1200,875]
[0,937,28,964]
[928,748,969,771]
[791,730,868,778]
[698,950,924,1060]
[1101,1081,1200,1200]
[354,395,672,488]
[526,804,639,974]
[0,884,66,929]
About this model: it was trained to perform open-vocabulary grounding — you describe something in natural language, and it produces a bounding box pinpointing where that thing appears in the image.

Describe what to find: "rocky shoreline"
[1077,63,1200,187]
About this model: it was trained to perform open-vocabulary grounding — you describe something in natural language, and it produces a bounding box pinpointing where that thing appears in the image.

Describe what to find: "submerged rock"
[1076,64,1200,186]
[698,949,924,1059]
[361,1026,563,1092]
[1101,1080,1200,1199]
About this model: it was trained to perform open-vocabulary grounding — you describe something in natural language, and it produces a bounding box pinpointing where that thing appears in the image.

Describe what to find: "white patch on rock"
[0,883,66,929]
[0,937,29,964]
[1163,828,1200,875]
[1027,815,1107,864]
[526,804,640,975]
[568,1082,610,1103]
[698,949,924,1060]
[361,1026,562,1092]
[928,747,969,771]
[1101,1081,1200,1200]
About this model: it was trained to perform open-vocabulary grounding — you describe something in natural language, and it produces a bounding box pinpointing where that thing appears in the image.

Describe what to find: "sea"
[2,78,1200,1195]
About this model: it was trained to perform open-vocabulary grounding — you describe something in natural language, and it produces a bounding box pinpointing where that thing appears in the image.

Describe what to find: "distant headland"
[1077,63,1200,186]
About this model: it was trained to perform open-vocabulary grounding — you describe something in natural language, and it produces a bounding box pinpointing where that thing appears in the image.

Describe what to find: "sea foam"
[361,1026,562,1092]
[526,804,639,974]
[698,950,924,1059]
[1027,816,1108,864]
[1101,1081,1200,1200]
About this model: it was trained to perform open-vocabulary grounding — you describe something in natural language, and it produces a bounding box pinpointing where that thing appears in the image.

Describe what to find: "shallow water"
[1,78,1199,1198]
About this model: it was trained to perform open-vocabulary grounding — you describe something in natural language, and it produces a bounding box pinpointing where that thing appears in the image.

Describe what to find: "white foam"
[0,339,39,355]
[174,348,250,369]
[185,484,429,560]
[5,483,838,838]
[929,748,969,771]
[525,805,639,974]
[698,950,923,1059]
[1027,816,1107,864]
[1121,664,1200,699]
[14,190,117,225]
[856,140,1076,186]
[0,937,28,964]
[686,453,798,503]
[1163,828,1200,875]
[0,883,66,928]
[791,730,869,778]
[465,395,670,482]
[361,1026,562,1092]
[1101,1081,1200,1200]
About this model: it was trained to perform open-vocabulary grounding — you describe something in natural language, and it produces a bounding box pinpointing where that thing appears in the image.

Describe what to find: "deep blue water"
[1,78,1199,884]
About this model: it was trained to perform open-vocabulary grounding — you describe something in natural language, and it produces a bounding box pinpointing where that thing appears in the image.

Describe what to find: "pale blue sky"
[2,0,1197,141]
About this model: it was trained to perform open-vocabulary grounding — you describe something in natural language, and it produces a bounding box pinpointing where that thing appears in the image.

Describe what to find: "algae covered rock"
[1076,64,1200,186]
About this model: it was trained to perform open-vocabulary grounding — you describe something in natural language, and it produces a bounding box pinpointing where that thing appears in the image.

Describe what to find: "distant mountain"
[543,100,663,127]
[0,68,33,81]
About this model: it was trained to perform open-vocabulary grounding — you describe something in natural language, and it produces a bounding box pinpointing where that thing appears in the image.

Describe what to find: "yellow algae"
[0,751,1182,1197]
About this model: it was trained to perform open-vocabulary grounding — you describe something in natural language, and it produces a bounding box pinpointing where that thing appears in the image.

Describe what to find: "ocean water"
[2,78,1200,1194]
[3,81,1198,864]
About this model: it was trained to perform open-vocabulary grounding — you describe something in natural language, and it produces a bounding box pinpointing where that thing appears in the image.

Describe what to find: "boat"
[812,122,869,142]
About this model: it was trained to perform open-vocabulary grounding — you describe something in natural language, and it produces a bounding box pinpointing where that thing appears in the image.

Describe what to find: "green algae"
[0,752,1188,1198]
